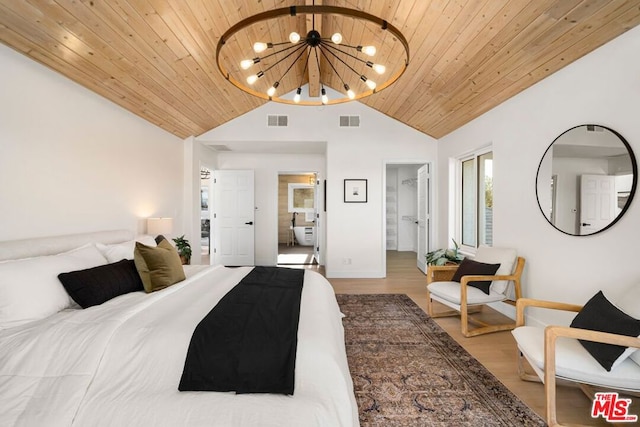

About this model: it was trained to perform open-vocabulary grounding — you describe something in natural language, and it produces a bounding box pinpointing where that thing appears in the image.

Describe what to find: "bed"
[0,230,359,427]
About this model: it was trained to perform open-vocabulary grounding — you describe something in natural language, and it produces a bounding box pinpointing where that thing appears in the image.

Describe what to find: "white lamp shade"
[147,217,173,235]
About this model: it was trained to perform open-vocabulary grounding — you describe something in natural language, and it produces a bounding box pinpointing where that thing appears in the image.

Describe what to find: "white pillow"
[96,235,157,263]
[0,244,107,328]
[473,246,517,294]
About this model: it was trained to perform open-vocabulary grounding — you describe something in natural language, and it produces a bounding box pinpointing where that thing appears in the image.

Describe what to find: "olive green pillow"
[134,239,185,293]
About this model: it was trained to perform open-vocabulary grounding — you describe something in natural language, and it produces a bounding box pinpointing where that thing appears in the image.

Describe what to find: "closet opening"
[200,167,212,265]
[384,162,432,275]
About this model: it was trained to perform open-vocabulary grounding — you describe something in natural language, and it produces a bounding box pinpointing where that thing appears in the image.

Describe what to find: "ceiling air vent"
[267,114,288,127]
[339,115,360,127]
[586,124,604,132]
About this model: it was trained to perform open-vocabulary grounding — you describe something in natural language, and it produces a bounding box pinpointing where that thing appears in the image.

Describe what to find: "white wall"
[197,101,437,277]
[0,44,184,241]
[437,25,640,325]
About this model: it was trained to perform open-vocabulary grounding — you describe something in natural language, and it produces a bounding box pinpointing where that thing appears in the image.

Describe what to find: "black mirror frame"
[535,124,638,236]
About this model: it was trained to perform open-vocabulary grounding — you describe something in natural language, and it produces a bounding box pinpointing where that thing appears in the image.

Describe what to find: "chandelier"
[215,4,410,106]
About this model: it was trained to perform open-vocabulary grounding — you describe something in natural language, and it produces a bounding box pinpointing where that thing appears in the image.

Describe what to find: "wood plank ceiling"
[1,1,639,140]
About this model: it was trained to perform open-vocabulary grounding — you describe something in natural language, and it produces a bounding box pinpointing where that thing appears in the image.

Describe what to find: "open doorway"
[277,172,318,266]
[200,167,212,265]
[384,162,432,275]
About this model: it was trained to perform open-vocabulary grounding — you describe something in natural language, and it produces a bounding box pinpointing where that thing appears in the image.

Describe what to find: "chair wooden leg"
[462,322,516,337]
[517,351,541,383]
[427,299,480,319]
[461,305,469,337]
[426,290,472,318]
[426,291,434,317]
[545,328,563,427]
[545,371,562,427]
[462,304,516,337]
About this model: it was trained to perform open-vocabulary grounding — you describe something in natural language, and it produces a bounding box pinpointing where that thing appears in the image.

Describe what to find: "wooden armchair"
[426,246,526,337]
[513,297,640,427]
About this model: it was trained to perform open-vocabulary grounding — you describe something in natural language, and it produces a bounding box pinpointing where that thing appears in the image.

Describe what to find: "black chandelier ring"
[216,5,410,106]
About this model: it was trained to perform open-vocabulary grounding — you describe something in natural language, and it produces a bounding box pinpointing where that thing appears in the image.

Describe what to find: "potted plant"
[172,235,192,265]
[426,239,464,266]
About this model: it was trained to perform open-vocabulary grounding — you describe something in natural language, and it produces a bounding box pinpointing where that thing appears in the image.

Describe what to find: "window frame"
[454,145,493,254]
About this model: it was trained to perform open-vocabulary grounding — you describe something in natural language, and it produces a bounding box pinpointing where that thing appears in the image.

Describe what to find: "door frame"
[382,160,433,277]
[274,170,323,266]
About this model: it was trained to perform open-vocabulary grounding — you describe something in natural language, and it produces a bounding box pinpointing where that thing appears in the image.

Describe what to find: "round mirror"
[536,124,637,236]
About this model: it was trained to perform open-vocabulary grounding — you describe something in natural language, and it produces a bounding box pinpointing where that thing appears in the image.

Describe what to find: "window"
[459,149,493,249]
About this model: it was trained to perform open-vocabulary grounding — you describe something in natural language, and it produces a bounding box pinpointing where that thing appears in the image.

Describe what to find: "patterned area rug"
[337,294,545,426]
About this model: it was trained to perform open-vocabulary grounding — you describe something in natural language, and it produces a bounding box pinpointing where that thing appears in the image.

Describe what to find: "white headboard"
[0,230,135,262]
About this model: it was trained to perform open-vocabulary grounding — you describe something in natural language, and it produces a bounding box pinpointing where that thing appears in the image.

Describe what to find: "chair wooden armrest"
[545,325,640,349]
[515,298,583,327]
[459,273,519,284]
[426,264,459,284]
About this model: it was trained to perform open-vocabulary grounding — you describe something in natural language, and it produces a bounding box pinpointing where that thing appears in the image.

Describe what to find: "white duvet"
[0,266,359,427]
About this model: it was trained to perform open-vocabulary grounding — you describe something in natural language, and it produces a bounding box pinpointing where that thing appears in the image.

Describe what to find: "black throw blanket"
[178,266,304,395]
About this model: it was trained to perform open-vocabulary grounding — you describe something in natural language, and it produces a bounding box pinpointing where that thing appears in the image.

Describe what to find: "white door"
[579,174,616,235]
[416,164,430,273]
[212,170,255,266]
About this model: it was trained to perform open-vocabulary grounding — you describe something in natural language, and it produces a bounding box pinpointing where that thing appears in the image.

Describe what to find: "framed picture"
[344,179,368,203]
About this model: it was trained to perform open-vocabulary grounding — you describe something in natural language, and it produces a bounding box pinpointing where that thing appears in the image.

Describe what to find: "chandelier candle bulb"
[253,42,272,53]
[240,59,256,70]
[366,61,386,74]
[321,88,328,104]
[344,84,355,99]
[294,87,302,103]
[357,45,377,56]
[289,32,301,43]
[331,33,343,44]
[246,71,264,85]
[360,75,376,90]
[267,81,279,97]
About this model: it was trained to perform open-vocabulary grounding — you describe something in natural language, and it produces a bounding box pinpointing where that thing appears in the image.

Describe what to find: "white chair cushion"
[512,326,640,391]
[428,281,506,305]
[474,246,517,294]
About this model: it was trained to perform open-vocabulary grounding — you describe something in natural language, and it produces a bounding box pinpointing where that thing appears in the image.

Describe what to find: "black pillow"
[58,259,144,308]
[451,258,501,295]
[570,290,640,371]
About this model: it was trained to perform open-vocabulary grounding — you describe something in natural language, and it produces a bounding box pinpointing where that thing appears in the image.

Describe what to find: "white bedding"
[0,265,359,427]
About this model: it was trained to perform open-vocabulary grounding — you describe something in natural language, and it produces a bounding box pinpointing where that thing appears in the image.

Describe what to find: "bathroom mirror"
[288,184,315,213]
[536,124,637,236]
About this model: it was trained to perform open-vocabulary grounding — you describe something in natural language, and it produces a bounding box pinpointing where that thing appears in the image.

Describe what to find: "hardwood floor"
[324,251,613,426]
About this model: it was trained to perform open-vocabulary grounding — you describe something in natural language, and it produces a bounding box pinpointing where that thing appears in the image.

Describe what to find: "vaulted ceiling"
[1,1,639,140]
